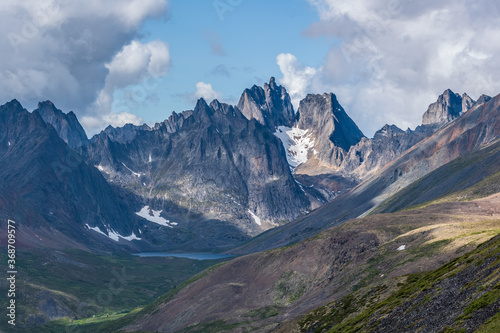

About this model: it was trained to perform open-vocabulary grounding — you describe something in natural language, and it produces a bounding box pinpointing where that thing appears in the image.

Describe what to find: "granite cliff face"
[237,77,295,130]
[234,92,500,255]
[35,101,89,148]
[298,93,364,153]
[82,98,310,247]
[422,89,475,125]
[99,123,152,144]
[0,100,143,252]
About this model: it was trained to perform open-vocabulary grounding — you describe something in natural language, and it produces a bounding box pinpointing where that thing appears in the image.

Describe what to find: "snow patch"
[397,245,406,251]
[121,162,141,177]
[95,164,111,175]
[295,181,306,194]
[136,206,175,228]
[248,210,262,226]
[85,224,141,241]
[8,141,11,146]
[120,232,142,241]
[148,153,152,163]
[274,126,316,170]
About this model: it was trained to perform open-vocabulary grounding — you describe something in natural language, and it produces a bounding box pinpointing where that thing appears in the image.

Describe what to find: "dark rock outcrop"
[0,100,140,251]
[35,101,89,148]
[83,98,310,248]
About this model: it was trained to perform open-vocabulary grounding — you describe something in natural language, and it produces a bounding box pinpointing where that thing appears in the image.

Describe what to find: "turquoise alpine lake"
[133,252,234,260]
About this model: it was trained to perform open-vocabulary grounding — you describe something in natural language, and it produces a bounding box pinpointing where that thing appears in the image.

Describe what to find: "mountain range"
[0,78,495,253]
[2,77,500,332]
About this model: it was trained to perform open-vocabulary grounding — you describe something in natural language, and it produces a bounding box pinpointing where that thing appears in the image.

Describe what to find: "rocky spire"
[297,93,364,152]
[422,89,465,126]
[237,77,295,129]
[34,101,89,148]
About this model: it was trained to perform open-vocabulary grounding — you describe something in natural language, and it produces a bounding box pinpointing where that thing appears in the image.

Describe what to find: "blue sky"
[123,0,333,124]
[1,0,499,137]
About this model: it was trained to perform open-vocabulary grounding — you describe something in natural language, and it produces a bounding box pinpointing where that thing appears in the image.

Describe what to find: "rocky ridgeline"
[1,77,494,252]
[422,89,474,125]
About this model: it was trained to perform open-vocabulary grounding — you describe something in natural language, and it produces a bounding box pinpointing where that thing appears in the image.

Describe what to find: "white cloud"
[276,53,318,110]
[86,39,170,134]
[194,82,221,102]
[103,112,144,128]
[0,0,168,134]
[81,112,143,131]
[303,0,500,136]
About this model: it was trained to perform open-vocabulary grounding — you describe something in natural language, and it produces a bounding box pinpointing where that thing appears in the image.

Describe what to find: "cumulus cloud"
[303,0,500,136]
[85,39,170,131]
[277,53,318,109]
[80,112,144,130]
[0,0,168,135]
[194,82,222,102]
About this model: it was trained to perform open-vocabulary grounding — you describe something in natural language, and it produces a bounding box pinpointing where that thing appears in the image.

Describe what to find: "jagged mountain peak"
[422,89,473,126]
[373,124,404,140]
[237,77,295,129]
[297,92,364,152]
[265,76,278,90]
[210,99,235,115]
[97,123,151,144]
[193,98,214,117]
[34,100,89,148]
[476,94,492,105]
[154,109,193,134]
[1,99,25,114]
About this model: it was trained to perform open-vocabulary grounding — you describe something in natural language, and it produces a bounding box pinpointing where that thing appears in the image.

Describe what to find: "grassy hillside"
[108,193,500,332]
[0,249,226,332]
[14,140,500,333]
[298,230,500,333]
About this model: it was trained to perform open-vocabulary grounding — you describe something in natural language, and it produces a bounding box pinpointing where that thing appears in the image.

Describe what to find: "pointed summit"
[461,93,475,113]
[267,76,278,90]
[297,93,364,152]
[422,89,464,126]
[373,124,404,140]
[34,101,89,148]
[476,94,492,105]
[237,77,295,129]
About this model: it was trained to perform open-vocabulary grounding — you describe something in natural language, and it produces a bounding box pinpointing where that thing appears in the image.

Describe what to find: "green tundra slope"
[298,227,500,333]
[0,249,224,332]
[111,196,500,332]
[33,128,500,333]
